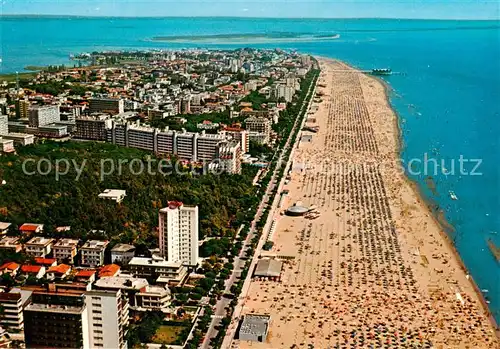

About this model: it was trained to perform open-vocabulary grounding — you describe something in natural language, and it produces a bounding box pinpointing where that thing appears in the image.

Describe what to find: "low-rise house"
[98,264,121,278]
[110,244,136,264]
[98,189,126,203]
[128,256,188,286]
[0,288,32,331]
[80,240,109,267]
[46,264,71,280]
[20,265,45,279]
[52,238,79,263]
[0,237,22,253]
[0,262,20,277]
[24,237,55,258]
[19,223,43,235]
[74,269,96,283]
[0,223,10,235]
[34,257,57,268]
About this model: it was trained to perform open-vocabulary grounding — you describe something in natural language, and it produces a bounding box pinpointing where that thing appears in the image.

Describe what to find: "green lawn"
[152,325,187,345]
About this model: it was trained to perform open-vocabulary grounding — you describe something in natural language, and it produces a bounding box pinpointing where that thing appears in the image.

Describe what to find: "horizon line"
[0,14,498,21]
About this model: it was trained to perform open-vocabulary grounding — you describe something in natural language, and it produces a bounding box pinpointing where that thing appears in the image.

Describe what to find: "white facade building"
[80,240,109,267]
[28,105,60,127]
[85,290,128,349]
[159,202,199,266]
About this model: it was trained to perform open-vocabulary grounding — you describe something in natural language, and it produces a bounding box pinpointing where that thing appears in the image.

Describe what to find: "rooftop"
[25,302,84,315]
[25,237,54,246]
[20,265,44,274]
[0,222,11,231]
[53,238,79,248]
[128,256,183,269]
[47,264,71,275]
[81,240,109,250]
[98,189,126,200]
[0,236,20,246]
[94,275,148,291]
[98,264,121,278]
[240,314,271,338]
[19,223,44,232]
[34,257,57,266]
[111,243,136,253]
[0,261,20,271]
[254,259,283,278]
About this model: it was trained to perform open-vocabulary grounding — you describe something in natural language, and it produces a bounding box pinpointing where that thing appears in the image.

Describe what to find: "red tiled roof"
[0,262,20,271]
[98,264,120,278]
[21,265,43,273]
[35,257,57,266]
[167,201,183,209]
[75,270,96,278]
[47,264,71,275]
[19,224,41,232]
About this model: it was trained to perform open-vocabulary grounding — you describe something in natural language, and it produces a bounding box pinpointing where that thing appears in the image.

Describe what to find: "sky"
[0,0,499,20]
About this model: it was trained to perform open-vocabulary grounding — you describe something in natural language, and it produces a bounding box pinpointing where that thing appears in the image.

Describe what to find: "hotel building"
[28,105,60,128]
[88,98,124,114]
[52,238,79,263]
[158,202,199,266]
[80,240,109,267]
[24,237,55,258]
[217,140,242,175]
[74,115,112,141]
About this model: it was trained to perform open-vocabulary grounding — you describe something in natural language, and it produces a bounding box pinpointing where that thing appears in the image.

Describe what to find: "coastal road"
[220,65,318,348]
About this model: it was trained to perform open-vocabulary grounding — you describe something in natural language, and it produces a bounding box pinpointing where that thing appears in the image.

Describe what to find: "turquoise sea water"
[1,17,499,322]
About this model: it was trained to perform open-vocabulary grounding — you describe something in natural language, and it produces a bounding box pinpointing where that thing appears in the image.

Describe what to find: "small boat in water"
[487,239,500,262]
[449,191,458,200]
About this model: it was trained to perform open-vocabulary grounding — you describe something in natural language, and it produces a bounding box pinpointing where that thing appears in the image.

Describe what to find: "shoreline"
[237,58,498,348]
[375,63,500,335]
[325,56,499,332]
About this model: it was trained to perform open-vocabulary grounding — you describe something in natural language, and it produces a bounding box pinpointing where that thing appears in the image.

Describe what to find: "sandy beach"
[237,59,498,348]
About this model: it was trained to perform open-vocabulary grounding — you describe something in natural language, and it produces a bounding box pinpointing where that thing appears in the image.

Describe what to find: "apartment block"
[0,236,22,253]
[159,202,199,266]
[110,243,136,264]
[0,288,32,331]
[88,98,124,114]
[94,275,171,312]
[0,115,8,136]
[29,105,60,127]
[128,256,188,285]
[52,238,79,263]
[196,132,226,162]
[245,115,271,135]
[221,127,249,153]
[85,290,128,349]
[80,240,109,267]
[15,99,30,119]
[23,292,90,349]
[24,237,55,258]
[217,140,242,175]
[74,116,112,141]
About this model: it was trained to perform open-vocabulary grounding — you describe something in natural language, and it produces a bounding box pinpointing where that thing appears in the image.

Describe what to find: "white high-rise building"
[85,290,128,349]
[0,114,8,136]
[159,202,199,266]
[29,105,60,127]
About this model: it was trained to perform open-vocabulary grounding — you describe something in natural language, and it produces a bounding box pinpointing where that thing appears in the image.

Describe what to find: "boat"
[449,191,458,200]
[487,239,500,262]
[371,68,392,76]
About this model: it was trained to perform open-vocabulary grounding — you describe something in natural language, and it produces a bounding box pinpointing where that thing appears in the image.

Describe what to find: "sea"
[1,16,499,322]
